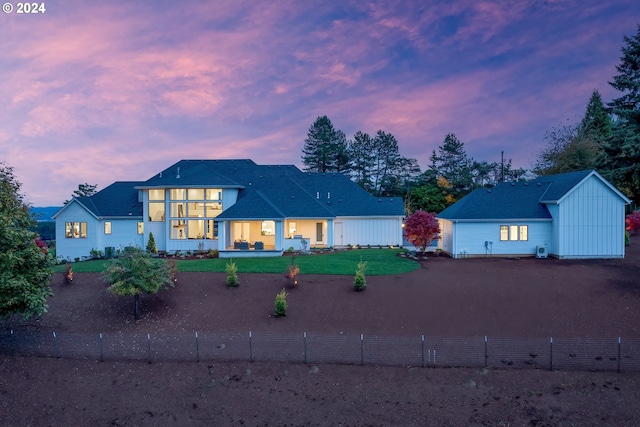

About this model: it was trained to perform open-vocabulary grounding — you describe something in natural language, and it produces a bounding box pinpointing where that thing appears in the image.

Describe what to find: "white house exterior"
[437,170,631,259]
[53,160,405,260]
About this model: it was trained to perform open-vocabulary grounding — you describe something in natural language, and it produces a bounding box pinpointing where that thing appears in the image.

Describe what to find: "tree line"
[303,25,640,211]
[301,116,525,214]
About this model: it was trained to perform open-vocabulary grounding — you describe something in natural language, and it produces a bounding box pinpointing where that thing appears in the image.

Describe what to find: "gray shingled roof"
[75,181,143,218]
[68,160,404,219]
[437,182,553,221]
[532,170,593,202]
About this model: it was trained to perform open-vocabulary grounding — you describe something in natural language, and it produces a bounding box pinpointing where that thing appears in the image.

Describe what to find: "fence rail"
[1,329,640,372]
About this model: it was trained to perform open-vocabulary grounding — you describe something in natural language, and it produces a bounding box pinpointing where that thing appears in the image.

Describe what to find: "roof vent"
[524,182,528,186]
[511,183,515,186]
[537,183,541,186]
[378,199,382,202]
[249,182,252,186]
[159,172,162,178]
[327,192,330,199]
[176,167,180,179]
[487,190,492,193]
[316,192,319,199]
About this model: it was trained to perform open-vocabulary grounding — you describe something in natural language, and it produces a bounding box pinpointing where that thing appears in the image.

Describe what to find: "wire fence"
[1,329,640,372]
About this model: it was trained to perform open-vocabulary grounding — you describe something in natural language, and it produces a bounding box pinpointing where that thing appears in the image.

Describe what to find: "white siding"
[98,219,144,253]
[555,175,626,258]
[446,221,552,258]
[54,203,98,261]
[337,217,403,247]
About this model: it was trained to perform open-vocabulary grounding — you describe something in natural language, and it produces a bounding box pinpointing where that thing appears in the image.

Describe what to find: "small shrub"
[174,250,181,257]
[353,257,368,291]
[146,232,158,254]
[274,288,288,316]
[90,248,103,259]
[74,257,80,263]
[64,263,73,285]
[225,259,239,287]
[287,254,300,287]
[208,249,219,258]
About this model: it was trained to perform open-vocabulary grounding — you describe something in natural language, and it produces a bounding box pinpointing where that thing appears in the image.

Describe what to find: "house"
[53,159,405,260]
[436,170,631,259]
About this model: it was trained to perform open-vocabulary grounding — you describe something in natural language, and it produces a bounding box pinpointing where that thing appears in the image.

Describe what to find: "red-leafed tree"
[627,210,640,234]
[404,210,441,254]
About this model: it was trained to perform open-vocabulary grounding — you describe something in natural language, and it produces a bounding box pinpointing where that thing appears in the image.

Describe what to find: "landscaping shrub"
[353,257,368,291]
[274,288,288,316]
[225,259,239,287]
[146,232,158,254]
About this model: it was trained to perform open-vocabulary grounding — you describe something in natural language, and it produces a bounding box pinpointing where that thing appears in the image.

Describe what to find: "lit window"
[499,225,508,241]
[170,188,186,200]
[65,222,87,239]
[509,225,518,241]
[289,222,296,236]
[188,188,204,200]
[148,202,165,221]
[137,222,144,234]
[206,189,222,200]
[104,222,112,234]
[170,202,186,218]
[149,189,165,201]
[519,225,528,241]
[171,220,186,239]
[261,220,275,236]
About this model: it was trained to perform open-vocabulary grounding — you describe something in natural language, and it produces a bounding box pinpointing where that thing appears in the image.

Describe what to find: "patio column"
[327,219,334,247]
[275,220,283,250]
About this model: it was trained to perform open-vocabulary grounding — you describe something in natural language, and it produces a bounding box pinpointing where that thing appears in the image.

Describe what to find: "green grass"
[54,249,419,275]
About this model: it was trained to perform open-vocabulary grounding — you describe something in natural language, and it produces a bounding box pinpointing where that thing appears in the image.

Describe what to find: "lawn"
[54,249,419,275]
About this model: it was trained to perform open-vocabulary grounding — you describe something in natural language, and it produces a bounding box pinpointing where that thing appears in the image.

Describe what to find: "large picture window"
[65,222,87,239]
[499,225,528,241]
[167,188,223,239]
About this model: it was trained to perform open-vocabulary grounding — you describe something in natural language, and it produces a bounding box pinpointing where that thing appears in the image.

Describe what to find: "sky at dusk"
[2,0,640,206]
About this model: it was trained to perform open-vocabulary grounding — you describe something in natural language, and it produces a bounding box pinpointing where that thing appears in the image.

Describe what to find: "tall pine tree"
[604,25,640,204]
[301,116,348,173]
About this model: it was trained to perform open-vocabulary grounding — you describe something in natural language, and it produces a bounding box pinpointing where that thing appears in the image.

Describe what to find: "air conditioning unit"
[536,246,548,258]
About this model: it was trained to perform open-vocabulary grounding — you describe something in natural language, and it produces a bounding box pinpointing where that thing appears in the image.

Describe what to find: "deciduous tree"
[102,247,176,320]
[0,163,55,319]
[403,210,441,254]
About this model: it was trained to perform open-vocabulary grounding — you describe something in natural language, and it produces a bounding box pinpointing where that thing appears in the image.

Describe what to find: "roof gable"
[534,170,631,204]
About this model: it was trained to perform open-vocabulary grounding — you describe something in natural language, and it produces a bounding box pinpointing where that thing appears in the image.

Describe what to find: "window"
[316,222,323,242]
[104,222,112,234]
[499,224,528,241]
[137,222,144,234]
[168,188,222,240]
[289,222,296,236]
[170,188,186,200]
[148,202,165,221]
[206,189,222,200]
[499,225,508,241]
[261,220,275,236]
[149,189,165,201]
[509,225,518,241]
[65,222,87,239]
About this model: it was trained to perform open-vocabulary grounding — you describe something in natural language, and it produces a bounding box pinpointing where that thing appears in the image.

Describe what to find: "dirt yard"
[1,244,640,426]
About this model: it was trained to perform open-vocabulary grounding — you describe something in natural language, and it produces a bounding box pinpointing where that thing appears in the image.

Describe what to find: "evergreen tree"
[433,133,473,194]
[0,163,55,319]
[581,90,612,142]
[348,131,375,191]
[604,25,640,203]
[370,130,402,196]
[301,116,348,173]
[65,183,98,204]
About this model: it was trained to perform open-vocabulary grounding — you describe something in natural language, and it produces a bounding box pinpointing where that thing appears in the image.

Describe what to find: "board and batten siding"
[336,217,403,247]
[54,202,98,261]
[96,219,144,254]
[553,175,626,258]
[440,220,552,259]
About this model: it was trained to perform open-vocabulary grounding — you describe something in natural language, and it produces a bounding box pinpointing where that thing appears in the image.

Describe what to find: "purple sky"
[2,1,639,206]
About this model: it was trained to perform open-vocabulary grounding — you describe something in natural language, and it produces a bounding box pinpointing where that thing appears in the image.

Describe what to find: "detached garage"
[437,170,631,259]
